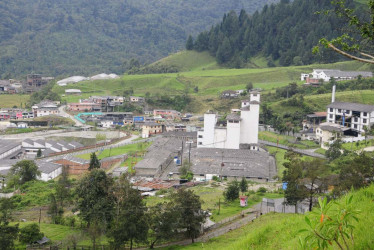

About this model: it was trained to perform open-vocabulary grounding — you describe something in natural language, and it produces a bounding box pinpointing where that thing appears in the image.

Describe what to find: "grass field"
[341,138,374,151]
[259,131,319,149]
[0,94,30,108]
[48,51,374,113]
[148,51,221,72]
[145,184,283,223]
[166,184,374,249]
[76,142,151,160]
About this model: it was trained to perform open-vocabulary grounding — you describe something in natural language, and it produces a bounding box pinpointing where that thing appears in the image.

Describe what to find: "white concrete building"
[325,85,374,133]
[37,161,63,181]
[327,102,374,132]
[100,120,114,128]
[302,69,372,83]
[0,140,22,159]
[197,92,260,150]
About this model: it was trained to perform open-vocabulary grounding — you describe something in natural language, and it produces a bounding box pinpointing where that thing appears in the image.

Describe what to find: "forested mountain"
[0,0,279,78]
[190,0,359,68]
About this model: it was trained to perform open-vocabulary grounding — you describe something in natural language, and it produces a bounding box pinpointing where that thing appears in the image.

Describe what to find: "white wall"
[214,128,226,148]
[250,93,260,102]
[240,104,259,144]
[198,113,216,148]
[226,121,240,149]
[39,167,62,181]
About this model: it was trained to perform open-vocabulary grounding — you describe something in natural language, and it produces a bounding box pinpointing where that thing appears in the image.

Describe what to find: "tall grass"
[168,184,374,249]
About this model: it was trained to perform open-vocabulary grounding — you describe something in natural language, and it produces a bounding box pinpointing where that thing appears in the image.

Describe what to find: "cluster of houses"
[0,100,60,129]
[67,95,145,112]
[301,69,373,85]
[302,85,374,149]
[0,74,55,94]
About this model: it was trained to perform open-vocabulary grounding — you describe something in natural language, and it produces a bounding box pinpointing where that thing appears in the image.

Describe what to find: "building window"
[354,117,358,122]
[338,109,341,113]
[363,118,367,124]
[329,108,333,112]
[363,112,368,117]
[346,110,350,114]
[354,124,358,129]
[329,114,333,119]
[198,142,202,145]
[198,135,203,138]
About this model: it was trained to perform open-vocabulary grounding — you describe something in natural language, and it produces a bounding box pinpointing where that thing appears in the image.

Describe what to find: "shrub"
[212,176,220,182]
[224,180,240,202]
[155,189,168,196]
[257,187,267,194]
[19,223,44,244]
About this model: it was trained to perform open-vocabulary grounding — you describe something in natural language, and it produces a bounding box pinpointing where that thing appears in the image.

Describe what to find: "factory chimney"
[331,85,336,103]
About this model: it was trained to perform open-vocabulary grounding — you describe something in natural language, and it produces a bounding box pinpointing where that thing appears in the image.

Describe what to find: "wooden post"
[39,208,42,229]
[218,198,221,215]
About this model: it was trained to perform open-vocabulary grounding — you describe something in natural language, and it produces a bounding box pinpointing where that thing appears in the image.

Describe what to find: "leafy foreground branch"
[299,195,360,249]
[315,0,374,64]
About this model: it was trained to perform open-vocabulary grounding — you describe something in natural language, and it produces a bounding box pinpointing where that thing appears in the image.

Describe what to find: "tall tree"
[172,188,205,243]
[186,35,194,50]
[0,198,19,250]
[337,152,374,192]
[55,166,71,208]
[75,170,114,247]
[10,160,40,184]
[240,177,248,193]
[282,151,307,213]
[148,202,178,248]
[302,158,328,211]
[89,152,101,170]
[109,175,148,250]
[224,180,240,202]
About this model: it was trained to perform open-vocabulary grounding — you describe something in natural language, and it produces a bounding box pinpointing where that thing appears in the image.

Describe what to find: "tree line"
[0,158,206,249]
[187,0,357,68]
[282,149,374,213]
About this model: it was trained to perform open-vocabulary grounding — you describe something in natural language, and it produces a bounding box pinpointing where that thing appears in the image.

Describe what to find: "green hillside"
[145,51,220,72]
[50,52,373,113]
[168,184,374,249]
[0,0,279,77]
[270,89,374,116]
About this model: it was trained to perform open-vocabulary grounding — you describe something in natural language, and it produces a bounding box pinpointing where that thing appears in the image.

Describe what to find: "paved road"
[259,140,326,159]
[58,105,83,127]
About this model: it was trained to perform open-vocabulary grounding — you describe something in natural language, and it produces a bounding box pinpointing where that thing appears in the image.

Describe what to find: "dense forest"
[189,0,361,68]
[0,0,279,78]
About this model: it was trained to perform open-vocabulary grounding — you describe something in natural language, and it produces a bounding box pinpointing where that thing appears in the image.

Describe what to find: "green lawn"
[259,131,319,149]
[48,53,374,113]
[76,142,151,160]
[145,184,283,223]
[314,148,327,155]
[341,138,374,151]
[0,94,29,108]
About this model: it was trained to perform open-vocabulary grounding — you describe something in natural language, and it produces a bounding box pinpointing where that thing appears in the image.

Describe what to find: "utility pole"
[218,198,221,215]
[39,208,42,229]
[181,141,184,167]
[187,141,193,165]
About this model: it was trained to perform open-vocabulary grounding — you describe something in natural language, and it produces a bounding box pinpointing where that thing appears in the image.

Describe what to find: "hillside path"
[259,140,326,158]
